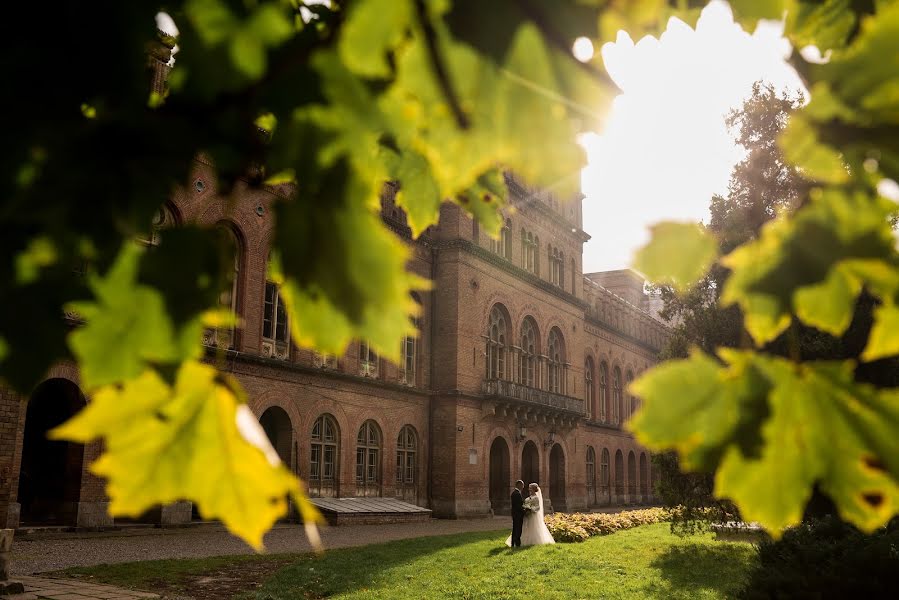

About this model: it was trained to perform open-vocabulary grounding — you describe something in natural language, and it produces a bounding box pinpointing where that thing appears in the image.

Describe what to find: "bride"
[506,483,556,547]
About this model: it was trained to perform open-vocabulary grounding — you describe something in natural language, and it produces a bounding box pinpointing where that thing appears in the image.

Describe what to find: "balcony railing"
[482,379,585,415]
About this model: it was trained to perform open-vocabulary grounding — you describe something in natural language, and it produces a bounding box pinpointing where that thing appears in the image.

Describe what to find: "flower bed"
[545,508,671,543]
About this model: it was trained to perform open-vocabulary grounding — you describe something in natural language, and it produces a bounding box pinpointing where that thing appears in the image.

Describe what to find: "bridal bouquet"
[523,496,540,514]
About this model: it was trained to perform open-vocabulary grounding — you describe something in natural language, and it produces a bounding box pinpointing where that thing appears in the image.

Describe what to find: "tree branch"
[414,0,470,130]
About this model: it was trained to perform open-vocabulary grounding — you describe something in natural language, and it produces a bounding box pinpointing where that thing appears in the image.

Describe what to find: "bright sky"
[580,0,805,273]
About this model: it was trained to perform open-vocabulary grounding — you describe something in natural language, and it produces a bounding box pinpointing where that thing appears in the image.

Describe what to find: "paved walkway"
[7,575,158,600]
[9,518,511,576]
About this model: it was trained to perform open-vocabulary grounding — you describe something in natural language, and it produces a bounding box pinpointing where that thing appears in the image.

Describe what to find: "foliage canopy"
[4,0,899,545]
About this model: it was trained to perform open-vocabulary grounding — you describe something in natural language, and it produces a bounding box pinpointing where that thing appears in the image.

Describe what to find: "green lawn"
[60,523,757,599]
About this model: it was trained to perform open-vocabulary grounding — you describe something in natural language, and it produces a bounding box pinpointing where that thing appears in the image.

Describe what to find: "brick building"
[0,163,668,529]
[0,42,668,529]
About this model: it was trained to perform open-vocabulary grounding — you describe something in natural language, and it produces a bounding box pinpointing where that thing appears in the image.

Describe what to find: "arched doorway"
[614,450,624,505]
[489,437,511,515]
[627,451,637,504]
[18,379,86,525]
[260,406,293,467]
[639,452,649,503]
[521,441,539,487]
[549,443,566,512]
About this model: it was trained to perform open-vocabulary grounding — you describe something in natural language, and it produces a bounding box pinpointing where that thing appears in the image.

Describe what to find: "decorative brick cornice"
[209,348,430,398]
[438,238,588,310]
[584,315,661,355]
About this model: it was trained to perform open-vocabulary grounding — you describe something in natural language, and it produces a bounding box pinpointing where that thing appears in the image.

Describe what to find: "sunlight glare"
[581,0,805,272]
[572,37,595,63]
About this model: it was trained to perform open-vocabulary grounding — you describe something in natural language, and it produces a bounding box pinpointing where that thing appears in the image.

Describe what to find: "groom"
[510,480,525,547]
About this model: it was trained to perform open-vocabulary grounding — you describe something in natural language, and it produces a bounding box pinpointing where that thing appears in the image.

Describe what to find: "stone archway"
[489,437,511,515]
[521,441,539,487]
[260,406,293,467]
[549,443,566,512]
[18,379,86,526]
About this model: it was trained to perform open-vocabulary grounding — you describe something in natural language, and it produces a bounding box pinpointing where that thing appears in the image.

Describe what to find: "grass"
[59,523,757,599]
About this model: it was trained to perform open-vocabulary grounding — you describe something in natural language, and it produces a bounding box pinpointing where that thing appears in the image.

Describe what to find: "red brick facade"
[0,44,667,528]
[0,161,667,528]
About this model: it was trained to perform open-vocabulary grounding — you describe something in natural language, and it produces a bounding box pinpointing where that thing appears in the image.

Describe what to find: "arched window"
[625,370,634,419]
[400,294,421,386]
[310,414,339,497]
[493,219,511,259]
[586,446,596,503]
[518,317,538,387]
[262,271,290,359]
[142,202,178,247]
[396,425,417,487]
[359,342,379,377]
[570,258,576,294]
[205,224,242,349]
[547,328,564,394]
[585,357,595,419]
[522,230,538,273]
[533,235,540,275]
[613,367,622,425]
[356,420,382,496]
[599,362,609,422]
[600,448,610,498]
[486,305,508,380]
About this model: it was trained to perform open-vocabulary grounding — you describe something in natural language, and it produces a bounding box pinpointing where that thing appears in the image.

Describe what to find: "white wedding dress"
[505,489,556,547]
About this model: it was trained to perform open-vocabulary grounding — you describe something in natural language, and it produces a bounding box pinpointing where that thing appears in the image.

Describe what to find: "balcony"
[482,379,585,417]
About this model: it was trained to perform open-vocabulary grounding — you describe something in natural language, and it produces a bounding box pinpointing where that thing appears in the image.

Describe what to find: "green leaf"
[862,305,899,362]
[381,147,442,236]
[786,0,856,52]
[779,113,850,184]
[793,264,861,335]
[632,222,718,292]
[272,160,429,363]
[632,350,899,536]
[629,351,769,471]
[729,0,792,31]
[339,0,413,78]
[230,31,266,79]
[721,188,896,345]
[15,236,58,284]
[67,244,197,390]
[50,363,323,550]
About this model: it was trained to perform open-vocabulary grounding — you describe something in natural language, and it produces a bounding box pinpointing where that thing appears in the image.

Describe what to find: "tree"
[655,83,803,531]
[3,0,899,548]
[633,2,899,538]
[659,82,805,360]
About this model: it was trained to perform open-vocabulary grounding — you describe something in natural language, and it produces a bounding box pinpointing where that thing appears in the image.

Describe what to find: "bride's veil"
[532,484,545,519]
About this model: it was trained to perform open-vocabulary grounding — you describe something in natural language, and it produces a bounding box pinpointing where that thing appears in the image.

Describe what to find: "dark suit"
[510,488,524,547]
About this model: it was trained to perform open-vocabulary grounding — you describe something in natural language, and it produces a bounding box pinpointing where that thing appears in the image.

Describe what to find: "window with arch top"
[547,328,565,394]
[612,367,622,425]
[356,420,381,486]
[585,357,595,419]
[599,362,609,422]
[486,305,508,379]
[518,317,538,387]
[310,414,339,495]
[396,425,417,485]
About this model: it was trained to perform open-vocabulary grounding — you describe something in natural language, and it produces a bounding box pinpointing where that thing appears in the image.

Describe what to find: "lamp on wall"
[543,430,556,449]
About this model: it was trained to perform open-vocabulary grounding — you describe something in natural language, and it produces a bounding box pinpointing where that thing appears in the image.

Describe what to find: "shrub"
[544,508,671,543]
[738,516,899,599]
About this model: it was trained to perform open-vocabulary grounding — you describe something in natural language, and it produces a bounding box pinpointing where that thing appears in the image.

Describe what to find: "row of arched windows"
[186,217,423,384]
[309,415,419,498]
[585,447,650,503]
[583,358,638,425]
[487,305,567,394]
